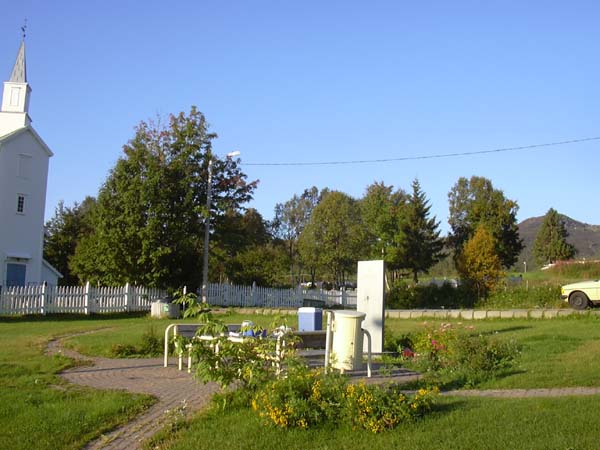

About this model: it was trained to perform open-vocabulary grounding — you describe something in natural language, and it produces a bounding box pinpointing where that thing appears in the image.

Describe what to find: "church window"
[17,194,25,214]
[10,87,21,106]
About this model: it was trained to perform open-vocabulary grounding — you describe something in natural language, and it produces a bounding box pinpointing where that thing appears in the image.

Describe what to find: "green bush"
[110,325,164,357]
[406,322,520,388]
[482,285,563,309]
[386,281,475,309]
[251,367,438,433]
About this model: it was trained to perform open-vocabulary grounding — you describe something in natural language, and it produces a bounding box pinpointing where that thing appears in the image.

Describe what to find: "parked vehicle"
[561,280,600,310]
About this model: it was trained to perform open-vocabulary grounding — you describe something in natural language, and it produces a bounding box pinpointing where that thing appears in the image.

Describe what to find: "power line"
[243,136,600,167]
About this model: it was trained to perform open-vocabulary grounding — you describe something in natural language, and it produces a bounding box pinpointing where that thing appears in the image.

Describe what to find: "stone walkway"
[46,334,600,450]
[46,336,219,450]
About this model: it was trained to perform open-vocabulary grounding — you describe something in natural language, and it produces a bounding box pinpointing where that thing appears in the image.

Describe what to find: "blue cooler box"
[298,307,323,331]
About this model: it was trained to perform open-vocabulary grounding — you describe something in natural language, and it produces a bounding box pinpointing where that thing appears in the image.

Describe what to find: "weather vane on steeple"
[21,19,27,41]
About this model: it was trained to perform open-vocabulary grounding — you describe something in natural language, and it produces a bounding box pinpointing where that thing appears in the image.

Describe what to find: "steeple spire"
[9,41,27,83]
[0,34,32,135]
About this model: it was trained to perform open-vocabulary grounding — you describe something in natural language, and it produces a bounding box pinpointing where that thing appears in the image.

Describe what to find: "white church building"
[0,40,61,287]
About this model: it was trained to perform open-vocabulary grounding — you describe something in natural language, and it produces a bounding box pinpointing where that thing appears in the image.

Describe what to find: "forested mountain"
[517,215,600,269]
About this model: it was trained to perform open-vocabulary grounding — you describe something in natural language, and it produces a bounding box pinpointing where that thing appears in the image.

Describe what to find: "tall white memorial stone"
[357,260,385,353]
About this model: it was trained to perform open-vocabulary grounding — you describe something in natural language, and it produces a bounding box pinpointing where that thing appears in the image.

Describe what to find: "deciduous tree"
[298,191,367,285]
[273,187,322,284]
[448,176,522,268]
[71,107,257,289]
[44,197,96,285]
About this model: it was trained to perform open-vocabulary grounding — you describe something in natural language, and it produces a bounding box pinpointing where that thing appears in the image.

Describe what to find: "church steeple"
[9,41,27,83]
[0,38,32,135]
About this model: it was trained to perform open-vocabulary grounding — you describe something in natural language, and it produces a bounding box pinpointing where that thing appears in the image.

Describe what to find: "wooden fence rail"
[0,283,165,315]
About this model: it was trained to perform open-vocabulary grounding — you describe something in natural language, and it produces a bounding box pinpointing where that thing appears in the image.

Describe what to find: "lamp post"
[201,150,240,303]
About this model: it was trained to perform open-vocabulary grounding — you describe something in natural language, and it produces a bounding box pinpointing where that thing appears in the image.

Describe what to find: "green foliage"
[482,284,563,309]
[533,209,577,265]
[172,290,213,320]
[70,107,257,289]
[406,322,520,388]
[396,179,446,282]
[251,367,437,433]
[43,197,96,285]
[298,191,367,284]
[273,186,322,285]
[448,176,523,268]
[110,324,164,357]
[546,261,600,280]
[359,181,407,265]
[225,243,290,287]
[456,224,505,297]
[211,208,282,285]
[386,280,475,309]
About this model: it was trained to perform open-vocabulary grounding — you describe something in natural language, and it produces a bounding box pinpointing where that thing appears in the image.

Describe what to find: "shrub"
[406,322,520,388]
[386,281,475,309]
[251,368,438,433]
[344,383,437,433]
[482,285,563,309]
[110,325,164,357]
[140,324,163,356]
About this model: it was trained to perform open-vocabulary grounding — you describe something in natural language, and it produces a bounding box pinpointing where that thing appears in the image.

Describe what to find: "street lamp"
[201,150,241,303]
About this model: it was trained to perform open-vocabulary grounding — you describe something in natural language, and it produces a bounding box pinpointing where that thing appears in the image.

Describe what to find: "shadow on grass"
[0,312,150,323]
[396,365,526,392]
[478,325,532,336]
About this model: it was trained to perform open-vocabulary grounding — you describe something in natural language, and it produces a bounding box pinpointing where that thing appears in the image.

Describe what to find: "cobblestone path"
[47,336,219,450]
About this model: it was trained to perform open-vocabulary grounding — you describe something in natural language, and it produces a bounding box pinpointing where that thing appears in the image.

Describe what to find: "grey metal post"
[201,157,213,303]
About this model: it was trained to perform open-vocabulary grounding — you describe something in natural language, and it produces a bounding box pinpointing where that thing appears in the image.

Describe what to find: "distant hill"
[517,215,600,270]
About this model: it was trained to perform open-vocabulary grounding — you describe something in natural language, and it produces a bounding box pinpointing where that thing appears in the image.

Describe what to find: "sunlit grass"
[0,315,155,450]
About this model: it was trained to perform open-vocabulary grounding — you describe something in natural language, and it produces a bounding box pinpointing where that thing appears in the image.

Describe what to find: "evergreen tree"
[532,208,576,265]
[396,179,445,283]
[456,224,504,297]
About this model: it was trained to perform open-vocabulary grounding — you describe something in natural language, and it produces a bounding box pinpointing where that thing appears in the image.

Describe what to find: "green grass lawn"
[384,314,600,389]
[3,311,600,450]
[148,395,600,450]
[0,314,155,450]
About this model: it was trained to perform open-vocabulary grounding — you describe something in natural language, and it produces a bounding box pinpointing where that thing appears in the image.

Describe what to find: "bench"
[163,323,242,371]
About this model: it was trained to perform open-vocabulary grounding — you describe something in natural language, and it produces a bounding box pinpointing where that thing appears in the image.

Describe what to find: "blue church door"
[6,263,26,286]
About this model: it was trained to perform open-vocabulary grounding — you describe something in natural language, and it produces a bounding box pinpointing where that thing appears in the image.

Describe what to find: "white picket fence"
[206,283,357,308]
[0,283,165,315]
[0,282,355,315]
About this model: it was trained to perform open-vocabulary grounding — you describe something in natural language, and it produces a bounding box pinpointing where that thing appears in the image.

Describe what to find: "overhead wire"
[242,136,600,167]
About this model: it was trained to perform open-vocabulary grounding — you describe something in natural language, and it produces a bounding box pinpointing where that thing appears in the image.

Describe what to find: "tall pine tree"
[532,208,576,266]
[397,179,445,283]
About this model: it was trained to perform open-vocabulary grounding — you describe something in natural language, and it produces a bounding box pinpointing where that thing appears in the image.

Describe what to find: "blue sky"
[2,1,599,234]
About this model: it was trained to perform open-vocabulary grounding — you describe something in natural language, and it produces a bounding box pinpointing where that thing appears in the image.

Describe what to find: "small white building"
[0,40,61,287]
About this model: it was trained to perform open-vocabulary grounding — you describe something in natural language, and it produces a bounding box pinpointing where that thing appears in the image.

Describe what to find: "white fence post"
[40,283,46,315]
[125,283,132,312]
[84,282,91,315]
